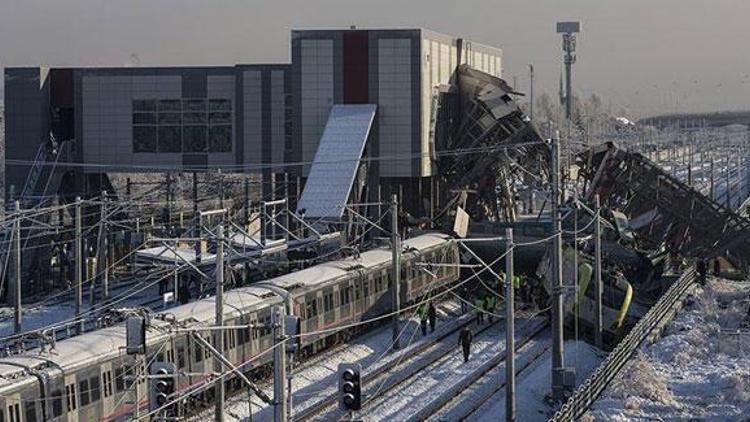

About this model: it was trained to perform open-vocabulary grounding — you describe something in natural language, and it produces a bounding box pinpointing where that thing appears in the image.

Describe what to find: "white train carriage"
[0,233,458,421]
[259,233,459,355]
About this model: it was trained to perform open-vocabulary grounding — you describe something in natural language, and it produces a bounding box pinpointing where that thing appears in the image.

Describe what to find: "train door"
[99,362,116,422]
[3,394,19,422]
[62,373,79,422]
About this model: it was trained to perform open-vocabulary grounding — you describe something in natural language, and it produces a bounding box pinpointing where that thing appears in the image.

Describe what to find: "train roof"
[0,233,451,392]
[265,232,452,292]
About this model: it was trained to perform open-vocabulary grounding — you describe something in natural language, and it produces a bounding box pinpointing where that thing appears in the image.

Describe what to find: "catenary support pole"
[193,173,201,265]
[75,196,83,335]
[551,131,566,400]
[13,201,21,334]
[505,228,515,422]
[391,194,401,350]
[594,195,603,349]
[273,306,287,422]
[214,224,225,422]
[102,191,109,300]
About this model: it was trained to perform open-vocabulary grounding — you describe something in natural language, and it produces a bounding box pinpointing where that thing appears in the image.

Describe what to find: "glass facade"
[131,98,232,153]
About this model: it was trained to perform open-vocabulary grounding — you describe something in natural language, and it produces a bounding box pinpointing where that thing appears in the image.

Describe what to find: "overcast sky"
[2,0,750,117]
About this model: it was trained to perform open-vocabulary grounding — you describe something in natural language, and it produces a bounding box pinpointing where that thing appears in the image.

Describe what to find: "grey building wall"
[77,67,238,173]
[292,28,502,180]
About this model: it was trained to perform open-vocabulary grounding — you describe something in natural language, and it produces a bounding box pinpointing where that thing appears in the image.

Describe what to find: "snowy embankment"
[586,277,750,421]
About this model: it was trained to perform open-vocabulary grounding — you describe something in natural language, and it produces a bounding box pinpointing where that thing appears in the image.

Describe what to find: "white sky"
[2,0,750,116]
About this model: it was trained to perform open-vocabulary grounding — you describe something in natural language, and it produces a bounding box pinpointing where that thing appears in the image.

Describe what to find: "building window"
[183,126,207,152]
[158,126,182,152]
[209,125,232,152]
[133,125,157,152]
[132,98,232,153]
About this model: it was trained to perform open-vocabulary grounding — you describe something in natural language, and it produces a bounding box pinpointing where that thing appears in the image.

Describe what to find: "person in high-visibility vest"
[485,295,497,323]
[474,297,485,325]
[417,304,428,336]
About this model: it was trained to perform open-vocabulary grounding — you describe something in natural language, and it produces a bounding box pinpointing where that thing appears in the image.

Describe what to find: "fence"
[550,268,697,421]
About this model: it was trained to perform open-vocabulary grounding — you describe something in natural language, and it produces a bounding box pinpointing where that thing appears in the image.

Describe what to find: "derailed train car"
[0,233,459,421]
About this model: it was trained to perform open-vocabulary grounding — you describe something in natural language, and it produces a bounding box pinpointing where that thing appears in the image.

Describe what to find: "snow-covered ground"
[190,300,469,421]
[0,304,73,337]
[587,277,750,421]
[470,339,604,421]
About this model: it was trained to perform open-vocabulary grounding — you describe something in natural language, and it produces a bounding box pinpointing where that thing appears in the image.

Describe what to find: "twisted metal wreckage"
[577,142,750,275]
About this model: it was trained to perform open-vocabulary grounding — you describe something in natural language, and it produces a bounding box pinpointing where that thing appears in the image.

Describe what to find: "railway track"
[357,319,549,422]
[297,311,547,421]
[291,312,500,421]
[430,325,551,421]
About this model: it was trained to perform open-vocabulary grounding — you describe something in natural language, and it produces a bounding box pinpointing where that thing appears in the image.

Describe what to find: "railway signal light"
[338,363,362,411]
[149,362,176,414]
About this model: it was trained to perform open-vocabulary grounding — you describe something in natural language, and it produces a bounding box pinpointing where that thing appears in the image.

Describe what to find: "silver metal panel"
[297,104,377,219]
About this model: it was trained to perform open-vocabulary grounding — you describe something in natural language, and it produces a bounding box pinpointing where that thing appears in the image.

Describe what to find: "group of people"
[416,301,437,336]
[474,294,497,324]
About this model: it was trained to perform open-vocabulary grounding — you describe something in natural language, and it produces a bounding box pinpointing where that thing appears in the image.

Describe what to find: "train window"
[102,372,112,398]
[177,346,186,368]
[24,401,36,422]
[51,390,63,417]
[305,300,318,319]
[90,376,101,402]
[8,404,19,422]
[363,281,369,297]
[195,343,204,363]
[79,379,90,407]
[339,286,352,305]
[66,384,77,411]
[323,293,334,312]
[115,367,125,392]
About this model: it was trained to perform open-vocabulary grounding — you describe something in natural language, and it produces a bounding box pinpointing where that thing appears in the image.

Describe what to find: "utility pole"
[550,131,566,400]
[726,152,731,208]
[13,201,21,334]
[273,306,287,422]
[710,157,715,200]
[193,172,201,264]
[214,224,225,422]
[505,228,515,422]
[391,194,401,351]
[244,177,250,230]
[102,191,109,300]
[594,195,603,349]
[528,64,534,121]
[75,196,83,335]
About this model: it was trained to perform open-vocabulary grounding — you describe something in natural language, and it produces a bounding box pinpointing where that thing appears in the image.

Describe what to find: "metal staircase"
[0,133,70,297]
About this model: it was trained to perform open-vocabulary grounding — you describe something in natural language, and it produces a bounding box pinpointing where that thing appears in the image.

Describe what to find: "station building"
[4,27,502,217]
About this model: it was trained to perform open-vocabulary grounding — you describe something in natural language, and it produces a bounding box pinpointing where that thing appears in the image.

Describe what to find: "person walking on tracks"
[696,257,708,286]
[474,296,485,325]
[427,301,437,333]
[458,326,474,363]
[417,303,428,336]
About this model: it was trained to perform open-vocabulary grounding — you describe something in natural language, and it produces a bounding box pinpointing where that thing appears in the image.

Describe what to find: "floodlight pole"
[594,195,603,349]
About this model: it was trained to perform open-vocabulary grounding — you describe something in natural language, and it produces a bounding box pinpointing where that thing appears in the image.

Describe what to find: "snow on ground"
[192,300,467,421]
[0,304,74,337]
[364,317,546,421]
[470,339,604,421]
[586,277,750,421]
